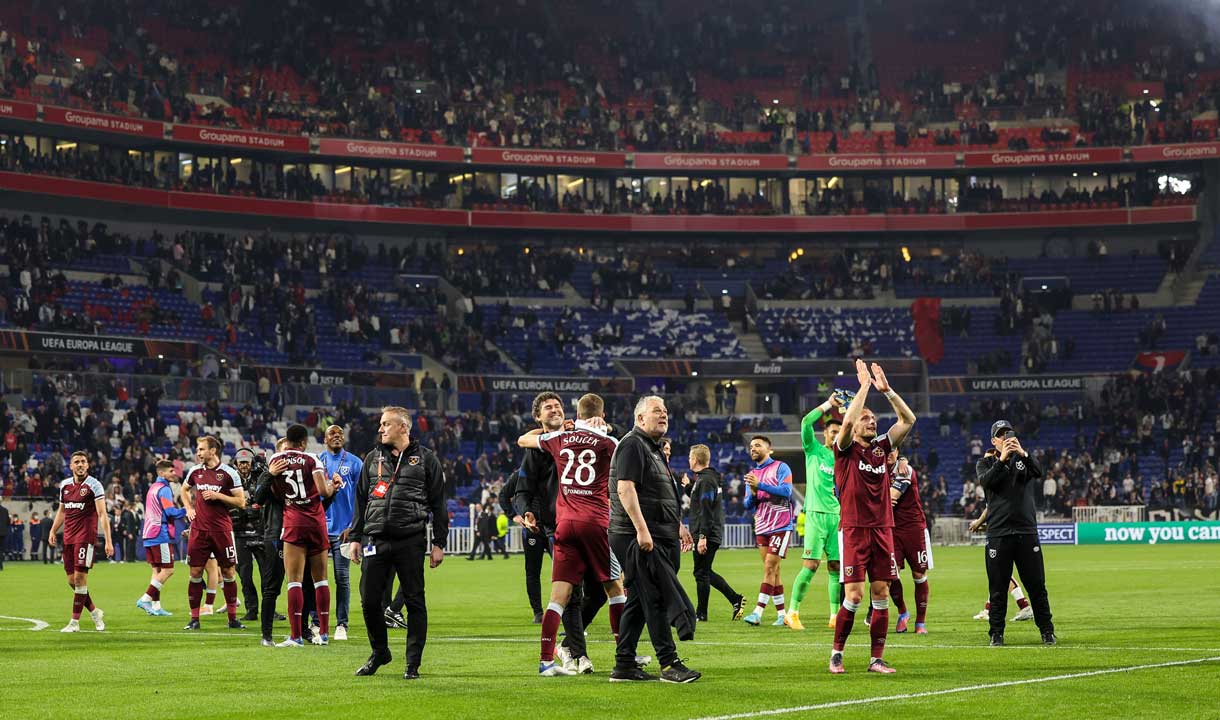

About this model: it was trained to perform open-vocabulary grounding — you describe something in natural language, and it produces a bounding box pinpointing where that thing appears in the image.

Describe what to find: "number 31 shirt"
[269,449,326,528]
[538,423,618,528]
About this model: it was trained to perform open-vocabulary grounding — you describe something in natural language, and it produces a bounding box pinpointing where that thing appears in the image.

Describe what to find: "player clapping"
[829,360,915,675]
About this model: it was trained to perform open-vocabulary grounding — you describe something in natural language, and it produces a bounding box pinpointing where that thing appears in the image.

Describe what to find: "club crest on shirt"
[988,548,997,558]
[408,456,421,466]
[844,566,854,576]
[79,486,87,496]
[872,447,885,457]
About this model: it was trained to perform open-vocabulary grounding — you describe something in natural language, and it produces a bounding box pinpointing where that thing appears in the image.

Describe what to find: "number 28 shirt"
[538,424,618,528]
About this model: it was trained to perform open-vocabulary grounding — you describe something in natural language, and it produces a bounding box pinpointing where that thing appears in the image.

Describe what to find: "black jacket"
[623,539,696,641]
[350,440,448,548]
[499,470,520,517]
[511,448,557,533]
[976,452,1043,538]
[610,428,681,540]
[687,468,725,545]
[476,509,497,539]
[229,466,265,539]
[254,469,284,544]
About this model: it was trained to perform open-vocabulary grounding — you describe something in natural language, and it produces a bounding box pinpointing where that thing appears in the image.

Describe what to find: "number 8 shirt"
[538,422,617,585]
[270,449,330,554]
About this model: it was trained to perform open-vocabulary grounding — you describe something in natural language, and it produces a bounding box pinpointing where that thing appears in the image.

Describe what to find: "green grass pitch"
[2,544,1218,719]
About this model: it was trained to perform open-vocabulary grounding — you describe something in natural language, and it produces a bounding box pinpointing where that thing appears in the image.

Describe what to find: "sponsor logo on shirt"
[858,460,886,474]
[196,484,226,493]
[64,502,87,510]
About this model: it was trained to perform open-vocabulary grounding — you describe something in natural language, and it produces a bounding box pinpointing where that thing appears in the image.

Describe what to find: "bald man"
[318,424,362,641]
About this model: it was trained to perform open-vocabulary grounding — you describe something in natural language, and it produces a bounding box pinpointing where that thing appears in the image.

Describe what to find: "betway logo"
[857,460,886,474]
[63,502,87,510]
[196,484,225,493]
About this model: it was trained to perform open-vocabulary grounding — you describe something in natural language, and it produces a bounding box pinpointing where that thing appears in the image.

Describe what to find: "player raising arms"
[829,360,915,675]
[517,393,625,677]
[136,460,186,616]
[888,452,931,634]
[181,436,247,631]
[788,393,845,631]
[741,436,795,627]
[268,424,336,647]
[49,451,113,632]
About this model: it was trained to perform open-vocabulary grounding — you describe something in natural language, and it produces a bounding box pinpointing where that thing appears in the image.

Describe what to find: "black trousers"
[522,529,549,614]
[468,535,493,560]
[235,537,263,612]
[259,542,285,639]
[692,542,738,616]
[985,533,1054,636]
[611,534,680,670]
[361,533,429,669]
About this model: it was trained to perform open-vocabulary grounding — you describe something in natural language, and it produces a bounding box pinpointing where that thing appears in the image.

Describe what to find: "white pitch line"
[0,615,49,631]
[689,655,1220,720]
[2,627,1217,656]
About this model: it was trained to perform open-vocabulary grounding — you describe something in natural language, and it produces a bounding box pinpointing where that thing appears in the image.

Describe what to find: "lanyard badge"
[372,450,402,499]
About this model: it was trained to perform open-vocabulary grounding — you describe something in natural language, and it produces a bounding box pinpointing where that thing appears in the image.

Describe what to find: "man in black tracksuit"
[685,445,743,621]
[350,407,448,680]
[976,420,1056,646]
[253,449,289,644]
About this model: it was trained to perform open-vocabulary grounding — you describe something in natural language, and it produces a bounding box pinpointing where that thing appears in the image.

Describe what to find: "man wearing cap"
[975,420,1056,647]
[318,424,362,642]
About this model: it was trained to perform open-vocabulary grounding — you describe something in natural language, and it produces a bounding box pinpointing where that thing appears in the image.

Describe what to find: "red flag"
[910,298,944,365]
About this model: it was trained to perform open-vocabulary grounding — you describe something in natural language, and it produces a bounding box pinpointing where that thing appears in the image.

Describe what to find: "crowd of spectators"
[930,369,1220,521]
[755,248,885,301]
[2,0,1218,163]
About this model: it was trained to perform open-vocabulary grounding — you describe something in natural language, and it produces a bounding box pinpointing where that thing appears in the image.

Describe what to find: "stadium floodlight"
[691,371,698,377]
[1143,89,1149,94]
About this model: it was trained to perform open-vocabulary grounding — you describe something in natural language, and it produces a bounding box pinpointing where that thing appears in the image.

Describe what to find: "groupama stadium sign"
[3,100,1219,172]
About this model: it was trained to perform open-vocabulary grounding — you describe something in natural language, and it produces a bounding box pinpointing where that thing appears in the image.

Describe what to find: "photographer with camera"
[975,421,1056,647]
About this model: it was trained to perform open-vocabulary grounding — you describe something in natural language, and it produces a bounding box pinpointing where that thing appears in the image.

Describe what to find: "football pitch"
[2,544,1217,719]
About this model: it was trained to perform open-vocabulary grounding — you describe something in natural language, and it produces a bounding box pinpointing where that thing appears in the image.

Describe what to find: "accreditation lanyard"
[372,450,404,499]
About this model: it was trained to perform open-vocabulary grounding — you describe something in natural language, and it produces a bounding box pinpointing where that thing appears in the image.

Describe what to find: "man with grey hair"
[349,406,448,680]
[608,396,700,683]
